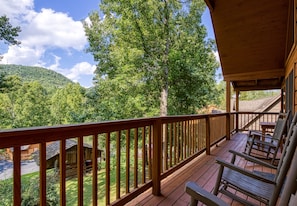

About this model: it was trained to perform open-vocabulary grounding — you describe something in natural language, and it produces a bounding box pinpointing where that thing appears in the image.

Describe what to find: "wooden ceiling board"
[207,0,289,90]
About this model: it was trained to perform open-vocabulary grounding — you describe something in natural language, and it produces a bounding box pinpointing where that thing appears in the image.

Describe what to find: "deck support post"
[226,81,231,140]
[152,118,162,196]
[281,88,284,112]
[235,91,239,111]
[226,80,231,113]
[235,91,239,132]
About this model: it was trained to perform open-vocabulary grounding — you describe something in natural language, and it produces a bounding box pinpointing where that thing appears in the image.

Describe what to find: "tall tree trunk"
[160,86,168,116]
[160,0,169,117]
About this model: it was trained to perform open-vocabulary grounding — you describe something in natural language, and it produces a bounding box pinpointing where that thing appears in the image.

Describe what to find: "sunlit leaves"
[84,0,220,118]
[0,15,21,45]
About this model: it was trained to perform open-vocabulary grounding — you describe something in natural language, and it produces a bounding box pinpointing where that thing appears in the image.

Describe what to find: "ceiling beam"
[233,84,282,91]
[223,68,284,81]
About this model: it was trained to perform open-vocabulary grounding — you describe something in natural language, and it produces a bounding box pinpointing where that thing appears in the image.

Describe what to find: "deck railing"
[234,112,279,132]
[0,112,276,206]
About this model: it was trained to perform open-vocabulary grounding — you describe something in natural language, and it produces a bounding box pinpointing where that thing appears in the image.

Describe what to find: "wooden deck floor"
[126,133,277,206]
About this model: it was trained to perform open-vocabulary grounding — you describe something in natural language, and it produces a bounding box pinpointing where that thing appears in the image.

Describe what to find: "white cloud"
[46,58,95,86]
[48,54,62,72]
[66,62,96,82]
[0,1,95,87]
[1,45,44,65]
[22,8,87,50]
[0,1,88,66]
[0,0,33,22]
[84,16,92,27]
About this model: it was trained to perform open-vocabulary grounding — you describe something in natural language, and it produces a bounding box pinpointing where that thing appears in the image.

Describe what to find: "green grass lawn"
[0,157,147,206]
[65,160,145,206]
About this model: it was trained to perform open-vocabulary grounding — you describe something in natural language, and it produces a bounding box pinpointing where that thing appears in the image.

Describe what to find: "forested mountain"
[0,64,73,89]
[0,65,87,129]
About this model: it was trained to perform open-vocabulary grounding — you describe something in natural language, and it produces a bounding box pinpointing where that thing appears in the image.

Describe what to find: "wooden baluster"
[60,139,66,206]
[134,128,138,188]
[105,133,111,205]
[77,136,84,206]
[13,146,21,206]
[116,131,121,199]
[39,142,47,206]
[142,127,146,184]
[126,129,130,193]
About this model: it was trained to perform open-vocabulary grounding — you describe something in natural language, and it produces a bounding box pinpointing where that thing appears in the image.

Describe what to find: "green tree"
[0,74,22,93]
[51,83,87,124]
[0,172,59,206]
[14,81,50,128]
[215,80,226,110]
[167,1,219,114]
[0,15,21,46]
[0,73,6,91]
[0,15,21,62]
[240,90,279,101]
[84,0,219,119]
[0,75,22,128]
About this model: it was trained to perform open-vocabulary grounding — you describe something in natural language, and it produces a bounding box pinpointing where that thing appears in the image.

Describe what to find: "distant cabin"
[33,139,103,172]
[6,144,40,160]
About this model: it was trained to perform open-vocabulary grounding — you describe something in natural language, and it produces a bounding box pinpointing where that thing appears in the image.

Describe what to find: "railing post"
[13,146,21,206]
[206,116,211,155]
[152,118,162,196]
[226,113,231,140]
[236,112,239,132]
[39,142,47,206]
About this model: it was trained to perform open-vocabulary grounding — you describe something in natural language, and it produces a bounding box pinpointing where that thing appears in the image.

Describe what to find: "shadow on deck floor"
[126,132,276,206]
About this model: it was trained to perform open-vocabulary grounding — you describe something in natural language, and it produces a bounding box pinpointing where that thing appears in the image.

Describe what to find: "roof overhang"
[205,0,289,91]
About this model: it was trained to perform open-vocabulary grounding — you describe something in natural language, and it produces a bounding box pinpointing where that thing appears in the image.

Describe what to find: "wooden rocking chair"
[244,111,290,165]
[185,124,297,206]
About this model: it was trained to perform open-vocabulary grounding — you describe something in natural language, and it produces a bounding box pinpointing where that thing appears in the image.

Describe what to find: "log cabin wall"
[285,0,297,113]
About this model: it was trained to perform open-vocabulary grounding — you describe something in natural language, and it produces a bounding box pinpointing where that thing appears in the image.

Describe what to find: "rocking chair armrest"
[249,132,273,140]
[215,158,276,184]
[229,150,277,169]
[185,181,229,206]
[253,139,278,147]
[249,130,262,136]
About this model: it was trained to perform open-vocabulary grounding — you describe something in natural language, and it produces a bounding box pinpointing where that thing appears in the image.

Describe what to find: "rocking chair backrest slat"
[272,112,289,141]
[273,125,297,200]
[285,112,297,141]
[275,113,297,179]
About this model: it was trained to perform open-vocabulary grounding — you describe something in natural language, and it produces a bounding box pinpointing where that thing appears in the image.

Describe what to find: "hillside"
[0,64,74,89]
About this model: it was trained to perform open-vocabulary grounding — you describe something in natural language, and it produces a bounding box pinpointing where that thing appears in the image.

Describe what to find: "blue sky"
[0,0,218,88]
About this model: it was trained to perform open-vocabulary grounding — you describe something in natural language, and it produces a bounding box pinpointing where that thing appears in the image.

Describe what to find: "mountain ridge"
[0,64,74,90]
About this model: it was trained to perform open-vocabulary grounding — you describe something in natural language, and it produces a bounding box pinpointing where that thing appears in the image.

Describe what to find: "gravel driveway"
[0,160,39,180]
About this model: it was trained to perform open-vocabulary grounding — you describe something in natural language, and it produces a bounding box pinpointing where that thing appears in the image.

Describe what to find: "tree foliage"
[239,90,279,101]
[84,0,220,119]
[14,81,50,128]
[0,15,21,46]
[0,75,22,128]
[0,172,59,206]
[50,83,87,124]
